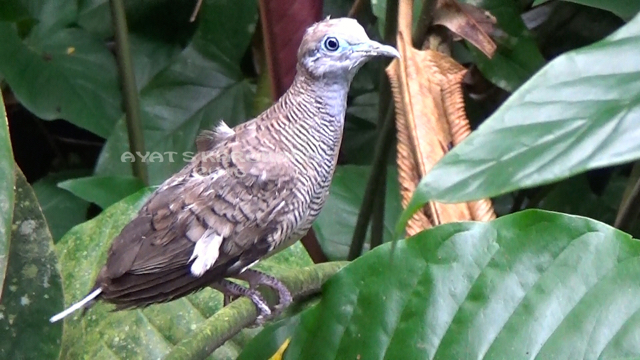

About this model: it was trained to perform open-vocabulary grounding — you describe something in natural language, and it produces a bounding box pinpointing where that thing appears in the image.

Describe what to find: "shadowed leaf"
[32,170,91,242]
[0,17,122,138]
[0,93,14,298]
[532,0,640,21]
[0,168,64,359]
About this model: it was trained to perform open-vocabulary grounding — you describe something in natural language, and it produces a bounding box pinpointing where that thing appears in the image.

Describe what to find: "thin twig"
[615,168,640,233]
[163,262,346,360]
[110,0,149,185]
[190,0,204,22]
[617,162,640,221]
[370,168,387,249]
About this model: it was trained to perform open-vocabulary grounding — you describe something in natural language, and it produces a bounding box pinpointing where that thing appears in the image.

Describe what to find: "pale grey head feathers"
[298,18,400,80]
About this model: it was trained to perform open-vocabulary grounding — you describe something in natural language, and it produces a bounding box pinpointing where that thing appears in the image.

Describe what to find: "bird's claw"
[214,270,293,326]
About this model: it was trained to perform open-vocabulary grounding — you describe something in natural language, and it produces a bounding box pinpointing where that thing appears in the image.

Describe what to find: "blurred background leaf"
[532,0,640,21]
[57,175,145,209]
[465,0,546,92]
[313,165,401,260]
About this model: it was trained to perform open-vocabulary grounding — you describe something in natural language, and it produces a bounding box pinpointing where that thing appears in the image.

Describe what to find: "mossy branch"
[163,262,347,360]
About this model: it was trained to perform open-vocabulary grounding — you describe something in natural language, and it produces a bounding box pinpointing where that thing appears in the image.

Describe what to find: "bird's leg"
[231,269,292,315]
[210,279,272,324]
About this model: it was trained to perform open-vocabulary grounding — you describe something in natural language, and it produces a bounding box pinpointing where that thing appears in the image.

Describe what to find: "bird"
[50,17,400,324]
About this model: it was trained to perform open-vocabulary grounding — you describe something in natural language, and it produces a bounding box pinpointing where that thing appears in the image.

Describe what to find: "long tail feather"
[49,288,102,323]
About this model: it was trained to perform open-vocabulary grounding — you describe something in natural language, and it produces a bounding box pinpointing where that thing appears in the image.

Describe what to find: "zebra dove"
[50,17,399,323]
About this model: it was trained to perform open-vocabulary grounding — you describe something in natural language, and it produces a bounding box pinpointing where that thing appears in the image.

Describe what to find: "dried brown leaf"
[386,0,495,237]
[433,0,497,58]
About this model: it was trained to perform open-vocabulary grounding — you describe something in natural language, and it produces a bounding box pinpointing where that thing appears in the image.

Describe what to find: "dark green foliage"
[1,0,640,358]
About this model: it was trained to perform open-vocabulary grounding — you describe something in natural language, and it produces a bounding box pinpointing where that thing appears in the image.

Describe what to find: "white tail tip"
[49,288,102,323]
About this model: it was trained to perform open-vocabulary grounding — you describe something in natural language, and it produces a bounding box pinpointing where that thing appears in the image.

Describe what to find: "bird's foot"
[211,279,271,325]
[232,269,292,317]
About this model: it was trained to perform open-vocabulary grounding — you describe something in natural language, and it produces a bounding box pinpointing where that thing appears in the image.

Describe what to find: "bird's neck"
[262,70,351,168]
[283,69,351,125]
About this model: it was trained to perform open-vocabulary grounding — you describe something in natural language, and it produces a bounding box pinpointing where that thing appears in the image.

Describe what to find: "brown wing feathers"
[92,137,294,309]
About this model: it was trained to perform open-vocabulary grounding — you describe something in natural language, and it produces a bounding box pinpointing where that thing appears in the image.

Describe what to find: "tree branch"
[163,262,347,360]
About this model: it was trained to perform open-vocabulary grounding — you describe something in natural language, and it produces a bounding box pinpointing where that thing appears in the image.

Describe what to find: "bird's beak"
[353,40,401,58]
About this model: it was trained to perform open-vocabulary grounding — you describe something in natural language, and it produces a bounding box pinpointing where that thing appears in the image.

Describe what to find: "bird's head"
[297,18,400,81]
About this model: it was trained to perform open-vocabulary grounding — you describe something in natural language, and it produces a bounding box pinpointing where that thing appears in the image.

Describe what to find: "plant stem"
[413,0,439,48]
[370,169,387,249]
[347,0,399,261]
[110,0,148,186]
[348,104,396,260]
[163,262,347,360]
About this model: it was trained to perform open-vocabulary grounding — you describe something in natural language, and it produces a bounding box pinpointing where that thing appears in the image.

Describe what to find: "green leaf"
[32,170,91,242]
[0,168,64,359]
[464,0,545,92]
[0,23,122,138]
[533,0,640,21]
[55,187,314,358]
[237,312,303,360]
[285,210,640,359]
[0,92,15,298]
[400,13,640,231]
[313,165,402,260]
[57,175,146,209]
[95,0,259,184]
[11,0,77,36]
[0,0,29,22]
[76,0,198,42]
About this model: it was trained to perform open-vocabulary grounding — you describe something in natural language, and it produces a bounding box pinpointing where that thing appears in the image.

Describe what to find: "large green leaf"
[237,312,304,360]
[533,0,640,21]
[401,12,640,228]
[313,165,402,260]
[249,210,640,359]
[0,12,122,138]
[0,169,64,359]
[32,170,91,243]
[55,187,314,359]
[58,175,146,209]
[0,93,15,298]
[464,0,545,92]
[95,0,258,184]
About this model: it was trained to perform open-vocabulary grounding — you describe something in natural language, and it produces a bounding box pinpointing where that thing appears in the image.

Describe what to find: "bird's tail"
[49,288,102,323]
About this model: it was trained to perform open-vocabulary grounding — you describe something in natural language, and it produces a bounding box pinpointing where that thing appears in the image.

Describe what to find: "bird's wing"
[101,123,299,282]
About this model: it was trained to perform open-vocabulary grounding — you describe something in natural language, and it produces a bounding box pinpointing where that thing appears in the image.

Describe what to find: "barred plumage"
[51,17,399,324]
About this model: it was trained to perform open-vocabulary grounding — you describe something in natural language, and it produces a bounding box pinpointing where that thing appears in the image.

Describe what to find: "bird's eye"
[323,37,340,52]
